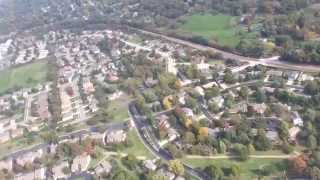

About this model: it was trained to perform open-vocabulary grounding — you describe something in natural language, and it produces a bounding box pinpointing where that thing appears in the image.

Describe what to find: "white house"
[143,159,157,171]
[104,130,127,144]
[291,111,303,127]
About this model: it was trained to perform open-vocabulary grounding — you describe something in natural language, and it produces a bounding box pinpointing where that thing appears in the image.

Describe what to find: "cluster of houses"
[0,131,106,179]
[0,91,26,143]
[51,29,133,124]
[122,32,319,155]
[0,84,54,143]
[0,39,13,70]
[0,35,50,69]
[59,83,89,123]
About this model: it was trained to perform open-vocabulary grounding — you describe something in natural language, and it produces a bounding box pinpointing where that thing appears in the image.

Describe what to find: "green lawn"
[0,61,48,94]
[182,158,286,180]
[128,34,144,45]
[88,146,106,169]
[122,130,153,158]
[178,13,256,47]
[208,60,224,65]
[105,94,131,122]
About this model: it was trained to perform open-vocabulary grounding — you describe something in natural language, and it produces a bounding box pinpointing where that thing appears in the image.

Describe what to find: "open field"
[182,158,286,179]
[178,13,256,47]
[0,60,48,94]
[122,130,153,158]
[105,94,131,123]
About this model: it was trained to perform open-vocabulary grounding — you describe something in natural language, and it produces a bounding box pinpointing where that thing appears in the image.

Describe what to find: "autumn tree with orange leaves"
[288,155,308,176]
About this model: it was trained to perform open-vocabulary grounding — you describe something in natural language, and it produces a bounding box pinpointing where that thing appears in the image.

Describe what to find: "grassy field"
[0,60,48,94]
[122,130,153,158]
[178,13,255,47]
[105,94,131,123]
[182,158,286,179]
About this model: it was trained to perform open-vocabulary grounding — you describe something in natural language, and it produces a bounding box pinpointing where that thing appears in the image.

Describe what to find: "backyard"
[0,60,48,94]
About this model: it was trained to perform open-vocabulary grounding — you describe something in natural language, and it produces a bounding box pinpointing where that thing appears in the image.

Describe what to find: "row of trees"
[280,43,320,64]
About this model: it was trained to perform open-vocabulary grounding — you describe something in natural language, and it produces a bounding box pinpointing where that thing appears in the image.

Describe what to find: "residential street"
[1,122,126,160]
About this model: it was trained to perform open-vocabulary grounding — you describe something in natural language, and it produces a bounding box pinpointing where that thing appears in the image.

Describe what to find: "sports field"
[0,61,48,94]
[179,13,254,47]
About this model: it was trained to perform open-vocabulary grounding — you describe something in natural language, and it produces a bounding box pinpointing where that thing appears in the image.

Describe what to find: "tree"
[40,131,58,143]
[198,127,209,137]
[255,90,266,103]
[223,69,236,84]
[163,96,173,110]
[288,155,308,176]
[218,140,227,154]
[230,164,241,177]
[236,39,264,58]
[169,160,184,175]
[254,130,271,151]
[304,109,316,122]
[224,94,234,108]
[297,13,306,28]
[167,144,183,158]
[122,154,138,170]
[278,121,289,140]
[233,144,249,161]
[275,35,293,48]
[111,169,134,180]
[205,164,224,180]
[307,135,318,149]
[205,86,220,100]
[185,96,198,112]
[304,80,320,95]
[182,132,196,145]
[281,142,294,154]
[208,102,220,113]
[309,166,320,180]
[239,86,249,100]
[143,90,157,103]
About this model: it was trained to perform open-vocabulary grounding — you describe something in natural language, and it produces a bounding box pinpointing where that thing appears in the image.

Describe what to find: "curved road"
[128,102,210,180]
[131,27,320,73]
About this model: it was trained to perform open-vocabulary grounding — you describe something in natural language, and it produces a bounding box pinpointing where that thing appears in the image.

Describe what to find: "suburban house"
[104,130,127,144]
[156,115,170,130]
[143,159,157,171]
[0,119,23,143]
[249,103,267,114]
[291,111,303,127]
[289,126,301,143]
[82,78,95,94]
[181,107,194,118]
